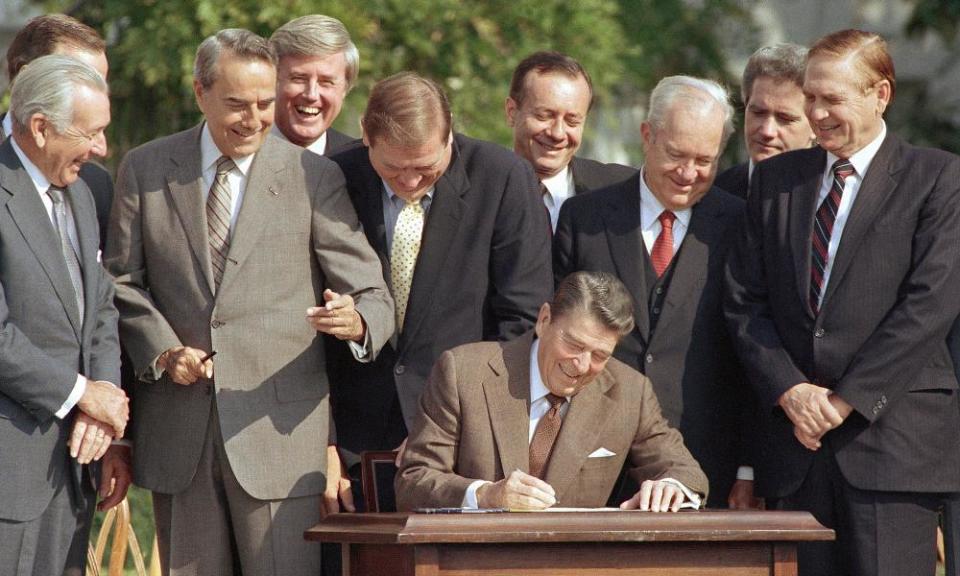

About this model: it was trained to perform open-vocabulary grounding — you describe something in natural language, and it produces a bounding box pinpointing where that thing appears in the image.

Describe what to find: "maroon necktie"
[650,211,676,277]
[540,181,553,235]
[529,393,566,479]
[810,159,854,313]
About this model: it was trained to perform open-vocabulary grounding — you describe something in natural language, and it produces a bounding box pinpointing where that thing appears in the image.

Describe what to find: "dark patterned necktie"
[810,159,855,313]
[47,186,84,324]
[529,393,566,479]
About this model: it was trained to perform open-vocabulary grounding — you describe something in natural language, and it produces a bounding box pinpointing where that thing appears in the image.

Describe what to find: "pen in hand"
[199,350,217,363]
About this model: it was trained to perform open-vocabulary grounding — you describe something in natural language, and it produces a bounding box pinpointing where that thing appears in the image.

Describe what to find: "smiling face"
[364,129,453,203]
[506,71,591,179]
[195,52,277,158]
[641,98,724,211]
[744,76,814,163]
[534,304,619,398]
[803,54,890,159]
[30,84,110,187]
[275,51,349,147]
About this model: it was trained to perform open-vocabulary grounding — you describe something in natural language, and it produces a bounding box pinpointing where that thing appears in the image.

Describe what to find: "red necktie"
[651,211,676,277]
[810,159,854,313]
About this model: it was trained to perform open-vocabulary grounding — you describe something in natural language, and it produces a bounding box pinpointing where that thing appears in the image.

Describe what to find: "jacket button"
[395,365,405,375]
[211,319,223,329]
[645,353,654,364]
[652,307,661,315]
[814,328,825,338]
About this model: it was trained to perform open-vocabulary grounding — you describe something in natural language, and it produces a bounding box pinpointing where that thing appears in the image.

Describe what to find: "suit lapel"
[0,142,83,338]
[355,158,391,280]
[600,174,650,344]
[656,191,722,326]
[788,148,827,317]
[544,369,615,503]
[166,125,215,295]
[67,182,100,342]
[821,134,900,307]
[216,136,286,295]
[399,139,467,343]
[482,335,534,476]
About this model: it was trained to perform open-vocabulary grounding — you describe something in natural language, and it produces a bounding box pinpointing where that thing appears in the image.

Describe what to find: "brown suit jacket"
[104,125,394,500]
[395,333,707,510]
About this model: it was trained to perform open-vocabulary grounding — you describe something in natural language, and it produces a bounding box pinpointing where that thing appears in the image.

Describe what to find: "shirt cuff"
[736,466,755,481]
[660,477,702,510]
[462,480,491,509]
[55,375,87,419]
[347,330,372,363]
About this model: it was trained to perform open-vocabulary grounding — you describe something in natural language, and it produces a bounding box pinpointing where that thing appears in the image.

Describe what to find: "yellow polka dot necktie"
[390,200,425,331]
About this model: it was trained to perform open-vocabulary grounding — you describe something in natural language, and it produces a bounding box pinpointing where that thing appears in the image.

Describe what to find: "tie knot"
[215,155,236,177]
[545,393,566,410]
[832,159,854,181]
[658,210,676,229]
[47,185,64,205]
[539,181,550,198]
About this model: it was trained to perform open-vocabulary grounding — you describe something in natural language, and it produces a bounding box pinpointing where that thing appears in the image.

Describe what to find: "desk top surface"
[305,510,834,544]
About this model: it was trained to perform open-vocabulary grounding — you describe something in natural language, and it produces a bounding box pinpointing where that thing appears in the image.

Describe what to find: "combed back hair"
[646,75,736,147]
[362,72,452,147]
[194,29,277,90]
[551,271,635,337]
[808,29,896,104]
[270,15,360,90]
[741,43,808,104]
[9,54,108,134]
[7,14,105,82]
[509,51,594,110]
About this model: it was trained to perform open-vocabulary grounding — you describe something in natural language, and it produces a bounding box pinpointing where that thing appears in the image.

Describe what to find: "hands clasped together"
[778,382,853,450]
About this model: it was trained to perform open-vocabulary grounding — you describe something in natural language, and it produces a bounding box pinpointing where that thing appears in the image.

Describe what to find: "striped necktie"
[47,186,84,325]
[810,159,855,313]
[207,155,236,291]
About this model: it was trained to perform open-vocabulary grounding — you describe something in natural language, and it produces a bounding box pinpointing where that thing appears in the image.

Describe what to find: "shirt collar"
[9,134,52,195]
[1,113,12,138]
[639,167,693,231]
[383,181,434,205]
[826,121,887,178]
[540,165,573,199]
[201,123,255,176]
[529,338,551,404]
[270,124,327,156]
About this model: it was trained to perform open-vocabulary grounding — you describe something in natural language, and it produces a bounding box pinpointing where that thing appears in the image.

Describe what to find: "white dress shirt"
[9,135,87,418]
[540,166,576,231]
[639,168,692,256]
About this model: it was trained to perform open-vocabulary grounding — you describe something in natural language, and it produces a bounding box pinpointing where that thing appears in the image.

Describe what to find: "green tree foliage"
[37,0,755,166]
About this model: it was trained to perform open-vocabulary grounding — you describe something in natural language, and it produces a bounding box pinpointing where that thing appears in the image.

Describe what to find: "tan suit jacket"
[104,125,393,500]
[396,333,708,510]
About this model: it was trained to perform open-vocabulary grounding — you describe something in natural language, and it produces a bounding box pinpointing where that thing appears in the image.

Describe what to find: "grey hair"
[9,54,108,133]
[194,28,277,90]
[551,271,635,337]
[741,43,808,104]
[646,75,735,146]
[270,15,359,90]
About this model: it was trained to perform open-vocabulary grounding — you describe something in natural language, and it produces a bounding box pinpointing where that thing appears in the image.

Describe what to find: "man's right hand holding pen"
[157,346,216,385]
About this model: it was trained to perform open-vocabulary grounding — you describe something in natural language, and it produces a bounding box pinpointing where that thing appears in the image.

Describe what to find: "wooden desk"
[306,510,833,575]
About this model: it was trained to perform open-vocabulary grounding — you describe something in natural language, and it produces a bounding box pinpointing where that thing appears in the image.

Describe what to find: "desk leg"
[773,543,797,576]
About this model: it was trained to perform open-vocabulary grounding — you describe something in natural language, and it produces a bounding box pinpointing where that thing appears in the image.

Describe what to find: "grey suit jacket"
[396,333,708,510]
[104,124,394,499]
[0,138,121,521]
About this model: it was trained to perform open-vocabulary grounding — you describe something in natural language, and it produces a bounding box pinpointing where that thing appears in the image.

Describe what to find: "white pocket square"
[588,447,616,458]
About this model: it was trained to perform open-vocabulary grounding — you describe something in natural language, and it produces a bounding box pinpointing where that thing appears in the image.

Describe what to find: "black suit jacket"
[569,156,636,194]
[554,174,747,507]
[714,162,749,200]
[725,134,960,498]
[329,133,553,465]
